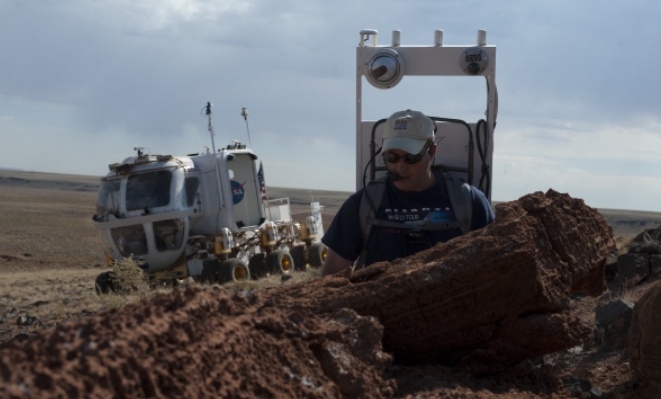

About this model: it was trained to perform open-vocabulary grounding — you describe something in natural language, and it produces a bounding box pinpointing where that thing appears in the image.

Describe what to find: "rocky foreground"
[0,289,395,398]
[2,189,660,398]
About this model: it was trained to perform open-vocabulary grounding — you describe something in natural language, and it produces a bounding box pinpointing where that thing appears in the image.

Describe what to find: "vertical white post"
[392,30,401,47]
[477,30,487,46]
[205,102,225,209]
[434,30,444,46]
[356,63,363,192]
[486,72,497,202]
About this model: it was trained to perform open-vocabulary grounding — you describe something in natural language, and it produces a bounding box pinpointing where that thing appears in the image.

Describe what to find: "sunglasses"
[382,143,432,165]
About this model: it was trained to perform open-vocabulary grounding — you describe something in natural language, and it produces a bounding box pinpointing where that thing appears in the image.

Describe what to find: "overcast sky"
[1,0,660,212]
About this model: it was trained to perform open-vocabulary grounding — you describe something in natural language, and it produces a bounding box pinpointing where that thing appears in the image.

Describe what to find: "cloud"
[494,153,661,211]
[498,118,661,165]
[0,0,660,211]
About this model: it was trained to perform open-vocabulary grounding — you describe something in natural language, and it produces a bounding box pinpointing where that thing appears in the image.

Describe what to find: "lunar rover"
[93,104,326,292]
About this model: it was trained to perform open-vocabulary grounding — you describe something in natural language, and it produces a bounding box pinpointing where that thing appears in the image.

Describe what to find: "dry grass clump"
[106,257,150,295]
[92,258,161,310]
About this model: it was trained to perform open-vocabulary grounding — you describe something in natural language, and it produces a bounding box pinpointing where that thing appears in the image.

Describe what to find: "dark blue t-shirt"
[322,172,494,267]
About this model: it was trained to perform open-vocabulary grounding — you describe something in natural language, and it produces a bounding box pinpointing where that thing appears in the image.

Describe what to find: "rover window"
[95,178,121,217]
[111,224,148,257]
[126,170,172,211]
[182,176,200,207]
[154,219,185,252]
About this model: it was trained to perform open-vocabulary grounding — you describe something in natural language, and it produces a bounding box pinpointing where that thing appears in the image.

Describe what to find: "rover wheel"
[308,242,327,268]
[200,261,223,285]
[248,253,267,279]
[290,244,307,271]
[267,250,294,276]
[95,271,116,295]
[220,259,251,283]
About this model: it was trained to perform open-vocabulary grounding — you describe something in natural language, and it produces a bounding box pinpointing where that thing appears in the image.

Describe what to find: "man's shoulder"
[348,187,368,203]
[467,185,495,227]
[468,185,489,204]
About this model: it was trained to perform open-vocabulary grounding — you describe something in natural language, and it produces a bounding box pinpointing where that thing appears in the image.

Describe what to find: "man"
[321,109,494,277]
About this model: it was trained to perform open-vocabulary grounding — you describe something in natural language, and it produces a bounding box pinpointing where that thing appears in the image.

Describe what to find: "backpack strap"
[442,172,472,234]
[356,176,388,270]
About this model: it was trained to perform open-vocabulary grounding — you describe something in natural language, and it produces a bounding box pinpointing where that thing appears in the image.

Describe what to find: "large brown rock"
[0,288,395,399]
[629,280,661,384]
[266,190,615,371]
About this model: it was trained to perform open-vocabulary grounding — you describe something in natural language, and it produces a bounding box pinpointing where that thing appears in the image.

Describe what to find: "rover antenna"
[204,102,218,155]
[241,107,253,149]
[202,102,225,209]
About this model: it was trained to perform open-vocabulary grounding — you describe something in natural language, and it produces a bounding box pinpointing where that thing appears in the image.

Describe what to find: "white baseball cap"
[382,109,435,154]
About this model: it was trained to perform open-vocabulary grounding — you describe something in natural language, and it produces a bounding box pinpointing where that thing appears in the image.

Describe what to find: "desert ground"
[1,169,661,398]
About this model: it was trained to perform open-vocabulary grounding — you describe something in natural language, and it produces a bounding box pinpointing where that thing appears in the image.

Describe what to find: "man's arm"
[320,248,354,277]
[320,190,365,277]
[469,186,495,230]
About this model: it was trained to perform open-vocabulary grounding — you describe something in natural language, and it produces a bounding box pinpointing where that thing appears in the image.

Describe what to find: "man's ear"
[428,144,437,156]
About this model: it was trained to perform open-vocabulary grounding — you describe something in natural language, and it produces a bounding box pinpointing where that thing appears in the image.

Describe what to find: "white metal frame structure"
[355,29,498,200]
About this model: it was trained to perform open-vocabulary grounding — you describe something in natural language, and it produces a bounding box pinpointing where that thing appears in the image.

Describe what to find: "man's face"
[384,145,435,192]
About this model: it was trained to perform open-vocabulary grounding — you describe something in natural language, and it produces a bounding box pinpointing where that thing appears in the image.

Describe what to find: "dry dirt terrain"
[1,170,661,398]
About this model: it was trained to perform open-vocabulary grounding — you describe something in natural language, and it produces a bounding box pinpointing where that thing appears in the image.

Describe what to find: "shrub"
[109,257,149,296]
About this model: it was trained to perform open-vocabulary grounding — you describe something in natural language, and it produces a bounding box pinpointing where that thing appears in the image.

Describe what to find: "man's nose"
[394,158,408,171]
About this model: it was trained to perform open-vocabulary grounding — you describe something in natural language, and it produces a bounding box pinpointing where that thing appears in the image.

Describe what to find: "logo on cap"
[394,119,408,130]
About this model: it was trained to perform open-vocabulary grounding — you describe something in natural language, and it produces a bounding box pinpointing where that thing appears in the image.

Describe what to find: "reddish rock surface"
[0,288,395,398]
[629,280,661,385]
[266,190,615,372]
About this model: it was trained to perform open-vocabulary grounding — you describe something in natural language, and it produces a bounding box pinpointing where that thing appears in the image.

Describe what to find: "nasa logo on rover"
[231,181,246,204]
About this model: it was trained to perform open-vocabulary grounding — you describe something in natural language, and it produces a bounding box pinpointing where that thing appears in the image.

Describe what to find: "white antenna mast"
[203,102,225,209]
[241,106,253,149]
[205,102,218,154]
